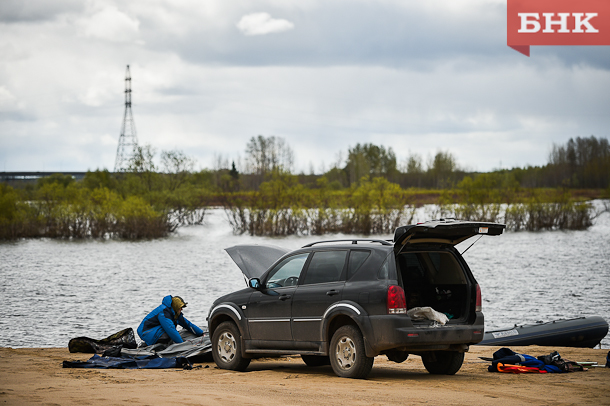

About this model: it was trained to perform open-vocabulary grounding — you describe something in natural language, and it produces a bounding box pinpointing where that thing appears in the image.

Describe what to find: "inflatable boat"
[477,316,608,348]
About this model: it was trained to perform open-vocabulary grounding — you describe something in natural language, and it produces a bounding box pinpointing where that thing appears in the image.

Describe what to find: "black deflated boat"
[477,316,609,348]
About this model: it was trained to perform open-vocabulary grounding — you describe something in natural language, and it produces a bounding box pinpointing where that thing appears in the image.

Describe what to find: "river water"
[1,204,609,349]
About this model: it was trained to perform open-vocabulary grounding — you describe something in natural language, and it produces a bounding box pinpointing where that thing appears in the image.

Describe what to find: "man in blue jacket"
[137,295,204,346]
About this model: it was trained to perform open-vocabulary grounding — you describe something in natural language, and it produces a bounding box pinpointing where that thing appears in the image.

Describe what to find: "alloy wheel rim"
[217,331,236,363]
[335,336,356,370]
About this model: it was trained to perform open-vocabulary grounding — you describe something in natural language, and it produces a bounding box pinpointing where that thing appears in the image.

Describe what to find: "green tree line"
[228,135,609,191]
[1,136,608,239]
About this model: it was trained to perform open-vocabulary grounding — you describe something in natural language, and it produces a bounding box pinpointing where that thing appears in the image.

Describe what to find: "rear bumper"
[364,312,485,355]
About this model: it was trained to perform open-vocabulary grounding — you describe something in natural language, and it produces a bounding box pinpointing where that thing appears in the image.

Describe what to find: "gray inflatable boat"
[477,316,608,348]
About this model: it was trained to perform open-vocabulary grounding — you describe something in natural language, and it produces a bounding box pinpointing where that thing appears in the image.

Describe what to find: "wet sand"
[1,345,608,405]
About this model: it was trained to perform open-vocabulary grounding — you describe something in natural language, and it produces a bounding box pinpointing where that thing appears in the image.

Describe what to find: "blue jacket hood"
[162,295,173,309]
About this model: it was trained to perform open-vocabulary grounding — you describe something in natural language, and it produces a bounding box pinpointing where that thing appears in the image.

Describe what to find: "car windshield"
[266,253,309,288]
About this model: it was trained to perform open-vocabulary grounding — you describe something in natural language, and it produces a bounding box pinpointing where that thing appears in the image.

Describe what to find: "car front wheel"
[422,350,464,375]
[329,325,374,379]
[212,321,251,371]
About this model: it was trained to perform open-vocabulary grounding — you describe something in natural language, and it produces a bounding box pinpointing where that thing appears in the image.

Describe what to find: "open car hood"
[225,244,291,280]
[394,219,505,250]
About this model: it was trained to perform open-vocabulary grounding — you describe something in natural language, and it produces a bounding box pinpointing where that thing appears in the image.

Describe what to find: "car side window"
[347,250,370,279]
[302,250,347,285]
[266,253,309,288]
[378,254,396,280]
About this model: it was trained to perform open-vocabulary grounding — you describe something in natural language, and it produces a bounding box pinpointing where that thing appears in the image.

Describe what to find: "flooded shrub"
[339,207,414,235]
[434,179,594,232]
[151,187,208,232]
[0,183,181,240]
[0,184,40,239]
[504,204,528,231]
[34,183,90,239]
[225,207,310,236]
[516,190,592,231]
[508,200,592,231]
[309,207,342,235]
[452,203,503,223]
[224,172,312,236]
[342,177,408,234]
[111,196,169,239]
[89,187,122,238]
[449,173,518,223]
[223,176,415,236]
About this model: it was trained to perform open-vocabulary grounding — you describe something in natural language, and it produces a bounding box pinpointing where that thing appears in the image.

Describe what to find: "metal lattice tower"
[114,65,139,172]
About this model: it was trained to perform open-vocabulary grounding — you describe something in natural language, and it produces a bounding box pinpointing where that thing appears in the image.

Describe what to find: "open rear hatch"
[393,220,505,324]
[394,219,506,251]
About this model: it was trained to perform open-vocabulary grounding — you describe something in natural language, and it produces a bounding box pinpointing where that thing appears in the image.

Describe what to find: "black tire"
[212,321,251,371]
[386,350,409,363]
[421,351,464,375]
[329,325,374,379]
[301,355,331,367]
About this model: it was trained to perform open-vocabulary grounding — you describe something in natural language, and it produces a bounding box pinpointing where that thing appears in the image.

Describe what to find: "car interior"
[396,251,469,321]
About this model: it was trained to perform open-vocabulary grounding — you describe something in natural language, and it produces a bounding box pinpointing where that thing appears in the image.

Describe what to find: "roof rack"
[302,239,392,248]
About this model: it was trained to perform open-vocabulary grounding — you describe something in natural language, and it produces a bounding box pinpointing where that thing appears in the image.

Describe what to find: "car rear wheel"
[329,325,374,379]
[212,321,251,371]
[422,350,464,375]
[301,355,331,367]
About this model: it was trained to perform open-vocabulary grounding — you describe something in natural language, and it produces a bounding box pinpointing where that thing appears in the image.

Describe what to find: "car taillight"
[475,284,482,312]
[387,285,407,314]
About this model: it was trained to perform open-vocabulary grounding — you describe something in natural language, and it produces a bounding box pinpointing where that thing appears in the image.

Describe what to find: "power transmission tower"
[114,65,139,172]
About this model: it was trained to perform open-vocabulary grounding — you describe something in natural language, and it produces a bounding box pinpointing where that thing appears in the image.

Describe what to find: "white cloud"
[0,86,19,110]
[79,5,140,42]
[80,80,115,107]
[236,12,294,36]
[0,0,608,173]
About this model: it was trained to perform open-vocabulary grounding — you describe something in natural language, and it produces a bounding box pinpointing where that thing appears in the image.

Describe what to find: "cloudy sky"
[1,0,609,174]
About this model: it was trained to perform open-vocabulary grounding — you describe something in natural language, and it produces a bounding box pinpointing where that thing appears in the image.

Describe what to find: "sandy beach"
[1,345,608,405]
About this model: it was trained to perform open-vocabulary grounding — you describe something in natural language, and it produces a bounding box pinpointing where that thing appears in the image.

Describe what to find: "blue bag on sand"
[487,348,562,373]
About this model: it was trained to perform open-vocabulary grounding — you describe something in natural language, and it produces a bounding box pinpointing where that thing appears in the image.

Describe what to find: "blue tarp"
[62,354,192,369]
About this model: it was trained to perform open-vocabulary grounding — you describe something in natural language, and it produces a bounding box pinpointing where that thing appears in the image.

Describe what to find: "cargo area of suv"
[397,249,471,322]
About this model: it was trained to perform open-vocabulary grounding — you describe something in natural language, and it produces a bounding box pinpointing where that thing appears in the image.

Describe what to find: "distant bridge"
[0,172,89,182]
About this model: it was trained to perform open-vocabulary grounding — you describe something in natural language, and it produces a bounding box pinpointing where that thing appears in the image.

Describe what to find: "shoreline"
[1,345,608,405]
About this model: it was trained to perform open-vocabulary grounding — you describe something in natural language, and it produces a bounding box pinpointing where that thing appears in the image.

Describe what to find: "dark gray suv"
[207,220,505,378]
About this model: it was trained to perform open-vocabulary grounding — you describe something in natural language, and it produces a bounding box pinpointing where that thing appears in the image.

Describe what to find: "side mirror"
[249,278,261,289]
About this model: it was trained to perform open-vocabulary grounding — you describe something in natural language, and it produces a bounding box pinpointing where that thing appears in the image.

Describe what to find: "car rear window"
[397,252,466,284]
[303,250,347,285]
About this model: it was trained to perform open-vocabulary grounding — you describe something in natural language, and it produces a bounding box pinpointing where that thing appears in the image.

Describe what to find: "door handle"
[326,290,339,296]
[279,294,291,301]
